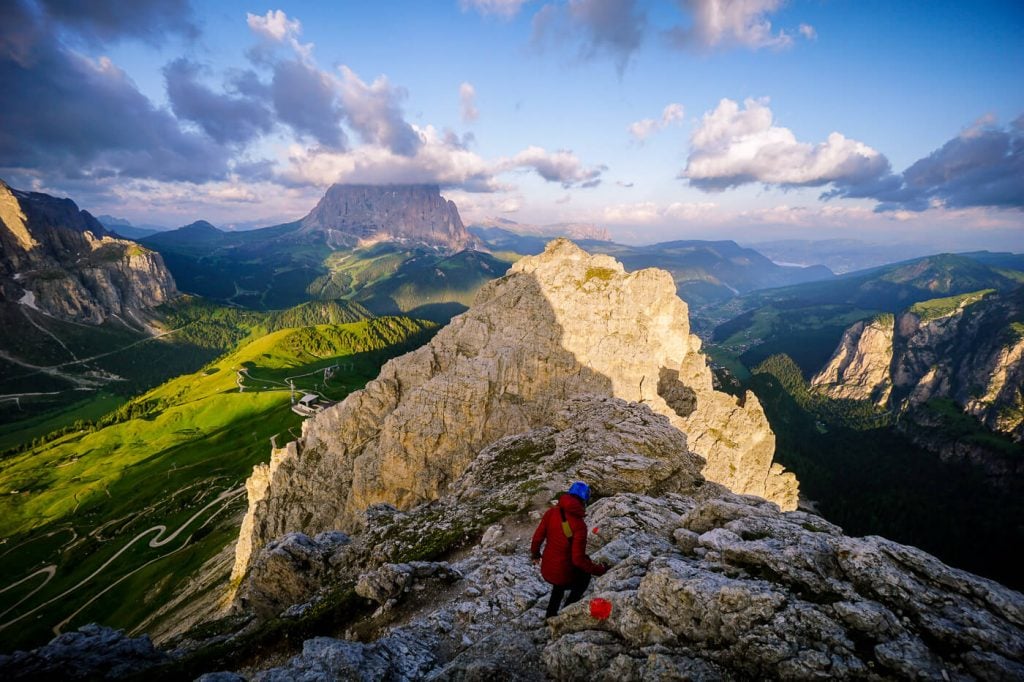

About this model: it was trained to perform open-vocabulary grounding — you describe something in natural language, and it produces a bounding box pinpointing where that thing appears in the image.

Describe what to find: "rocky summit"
[299,184,476,251]
[0,180,178,328]
[209,397,1023,680]
[232,239,797,581]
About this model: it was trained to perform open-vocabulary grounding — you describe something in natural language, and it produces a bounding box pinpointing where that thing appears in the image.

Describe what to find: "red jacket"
[531,493,606,586]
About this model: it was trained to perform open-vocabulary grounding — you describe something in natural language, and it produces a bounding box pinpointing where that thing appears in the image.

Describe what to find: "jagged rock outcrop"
[299,184,476,251]
[237,531,352,618]
[0,624,169,680]
[0,180,178,328]
[12,398,1022,679]
[810,288,1024,443]
[228,398,1024,681]
[811,315,894,405]
[232,240,797,580]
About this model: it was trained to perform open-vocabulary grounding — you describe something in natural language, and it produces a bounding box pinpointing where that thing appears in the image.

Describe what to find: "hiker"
[530,481,608,619]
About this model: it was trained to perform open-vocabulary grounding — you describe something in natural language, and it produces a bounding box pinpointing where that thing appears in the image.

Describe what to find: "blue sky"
[2,1,1022,249]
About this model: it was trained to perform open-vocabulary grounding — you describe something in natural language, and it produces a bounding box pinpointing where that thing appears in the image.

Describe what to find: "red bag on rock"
[589,597,612,620]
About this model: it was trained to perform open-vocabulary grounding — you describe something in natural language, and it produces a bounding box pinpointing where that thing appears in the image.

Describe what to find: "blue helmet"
[567,481,591,503]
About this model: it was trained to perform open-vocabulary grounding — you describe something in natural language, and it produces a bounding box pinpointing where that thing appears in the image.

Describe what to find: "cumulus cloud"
[164,59,273,145]
[247,9,316,61]
[0,1,229,184]
[507,146,606,187]
[459,0,531,19]
[682,98,890,191]
[2,3,609,208]
[278,125,500,191]
[247,9,301,42]
[238,9,607,191]
[279,127,605,193]
[828,115,1024,212]
[628,102,685,141]
[533,0,646,73]
[460,82,479,123]
[269,60,347,149]
[523,0,812,71]
[668,0,802,51]
[338,66,421,156]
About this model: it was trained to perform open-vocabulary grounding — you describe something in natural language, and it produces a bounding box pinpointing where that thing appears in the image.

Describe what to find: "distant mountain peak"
[300,183,475,251]
[0,182,177,327]
[181,220,220,232]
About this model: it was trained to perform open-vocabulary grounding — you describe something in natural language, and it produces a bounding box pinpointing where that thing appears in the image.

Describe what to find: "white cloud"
[277,127,605,192]
[279,125,500,191]
[246,9,313,61]
[460,0,531,19]
[683,97,889,190]
[662,102,685,124]
[337,66,420,156]
[460,82,479,123]
[506,146,605,187]
[246,10,300,42]
[93,178,322,227]
[628,102,685,141]
[798,23,816,41]
[671,0,793,51]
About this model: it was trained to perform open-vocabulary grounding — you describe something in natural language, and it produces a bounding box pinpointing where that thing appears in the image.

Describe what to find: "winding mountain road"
[0,485,245,636]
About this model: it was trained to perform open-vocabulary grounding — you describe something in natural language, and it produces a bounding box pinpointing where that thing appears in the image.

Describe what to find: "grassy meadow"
[0,315,436,652]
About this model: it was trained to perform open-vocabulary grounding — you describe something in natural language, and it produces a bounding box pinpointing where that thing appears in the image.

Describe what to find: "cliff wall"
[0,181,178,329]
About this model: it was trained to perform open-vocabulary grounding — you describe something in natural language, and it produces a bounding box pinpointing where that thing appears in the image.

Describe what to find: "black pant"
[545,571,592,618]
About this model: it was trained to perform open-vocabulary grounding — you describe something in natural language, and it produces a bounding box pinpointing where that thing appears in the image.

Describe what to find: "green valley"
[0,315,437,652]
[748,354,1023,590]
[704,253,1024,377]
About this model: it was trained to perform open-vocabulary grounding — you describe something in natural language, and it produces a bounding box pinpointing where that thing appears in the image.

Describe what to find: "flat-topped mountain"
[299,184,475,251]
[0,181,177,328]
[138,185,488,314]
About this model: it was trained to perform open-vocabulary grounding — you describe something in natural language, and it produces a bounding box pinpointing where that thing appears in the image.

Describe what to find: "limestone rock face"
[232,240,797,579]
[240,422,1024,681]
[811,315,895,405]
[30,399,1022,680]
[299,184,476,251]
[0,181,178,328]
[811,288,1024,443]
[235,531,351,618]
[235,396,708,616]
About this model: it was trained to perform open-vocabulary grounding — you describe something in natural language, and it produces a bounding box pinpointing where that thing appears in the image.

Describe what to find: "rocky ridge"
[195,397,1022,680]
[811,288,1024,442]
[0,180,178,328]
[4,336,1022,679]
[299,184,476,251]
[232,239,797,581]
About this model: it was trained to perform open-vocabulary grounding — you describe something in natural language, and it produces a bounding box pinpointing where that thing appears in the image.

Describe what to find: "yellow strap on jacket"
[559,508,573,538]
